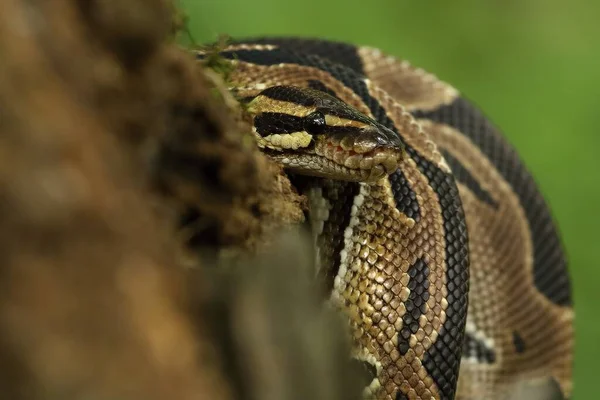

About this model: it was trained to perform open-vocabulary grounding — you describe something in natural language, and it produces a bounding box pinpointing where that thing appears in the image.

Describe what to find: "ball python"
[194,37,574,400]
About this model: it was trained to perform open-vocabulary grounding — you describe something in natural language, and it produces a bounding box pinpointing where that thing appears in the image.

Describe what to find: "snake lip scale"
[195,37,574,400]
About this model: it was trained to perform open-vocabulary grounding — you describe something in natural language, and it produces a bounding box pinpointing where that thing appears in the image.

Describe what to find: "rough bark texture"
[0,0,362,399]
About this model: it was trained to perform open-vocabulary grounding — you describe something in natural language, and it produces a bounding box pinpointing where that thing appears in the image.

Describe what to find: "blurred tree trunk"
[0,1,362,399]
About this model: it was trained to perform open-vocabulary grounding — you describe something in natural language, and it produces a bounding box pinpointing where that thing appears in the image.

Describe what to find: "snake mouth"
[315,138,402,175]
[263,127,404,182]
[310,126,404,181]
[266,152,391,182]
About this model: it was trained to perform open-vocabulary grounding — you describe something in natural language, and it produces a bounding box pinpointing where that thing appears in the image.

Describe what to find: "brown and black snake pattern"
[195,38,573,400]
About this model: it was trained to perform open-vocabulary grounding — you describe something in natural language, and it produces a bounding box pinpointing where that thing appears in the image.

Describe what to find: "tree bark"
[0,1,361,399]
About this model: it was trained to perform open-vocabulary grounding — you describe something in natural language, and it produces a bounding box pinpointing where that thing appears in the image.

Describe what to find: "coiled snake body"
[196,38,573,400]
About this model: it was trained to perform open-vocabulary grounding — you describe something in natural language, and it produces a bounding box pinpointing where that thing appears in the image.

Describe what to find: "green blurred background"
[180,0,598,398]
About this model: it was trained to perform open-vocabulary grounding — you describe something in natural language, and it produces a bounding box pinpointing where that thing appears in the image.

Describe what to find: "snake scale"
[195,38,574,400]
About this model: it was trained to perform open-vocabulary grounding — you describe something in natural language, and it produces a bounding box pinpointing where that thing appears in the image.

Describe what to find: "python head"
[244,85,405,182]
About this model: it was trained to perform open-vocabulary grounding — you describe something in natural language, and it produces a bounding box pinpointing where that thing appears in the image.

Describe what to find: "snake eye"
[304,111,326,134]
